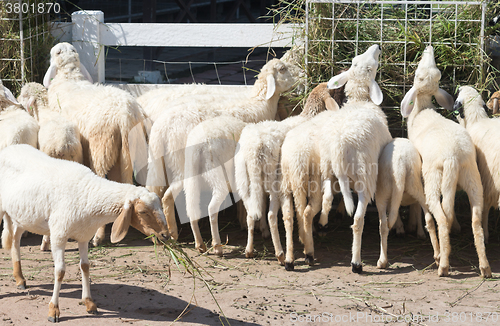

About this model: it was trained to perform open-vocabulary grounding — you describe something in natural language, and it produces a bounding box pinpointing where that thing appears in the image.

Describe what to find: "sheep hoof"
[417,231,426,240]
[351,263,363,274]
[481,266,492,278]
[285,261,294,271]
[17,283,27,290]
[196,243,207,253]
[317,223,329,237]
[260,228,271,239]
[276,253,285,266]
[48,316,59,323]
[214,246,223,257]
[83,298,98,314]
[245,250,254,258]
[376,260,388,269]
[438,265,449,277]
[304,254,314,266]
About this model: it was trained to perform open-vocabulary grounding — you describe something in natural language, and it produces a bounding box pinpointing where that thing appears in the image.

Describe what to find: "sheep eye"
[278,66,286,73]
[56,49,62,55]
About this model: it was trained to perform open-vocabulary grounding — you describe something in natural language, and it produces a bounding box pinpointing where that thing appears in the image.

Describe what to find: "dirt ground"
[1,204,500,326]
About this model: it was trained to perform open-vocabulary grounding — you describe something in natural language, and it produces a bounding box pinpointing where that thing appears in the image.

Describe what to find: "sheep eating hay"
[400,46,491,278]
[454,85,500,243]
[0,145,168,323]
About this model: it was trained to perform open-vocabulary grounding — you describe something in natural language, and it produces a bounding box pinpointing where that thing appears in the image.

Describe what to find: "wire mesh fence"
[0,0,54,94]
[305,0,487,137]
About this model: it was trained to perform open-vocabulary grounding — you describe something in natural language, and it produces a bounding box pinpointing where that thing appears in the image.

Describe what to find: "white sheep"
[0,80,39,151]
[137,46,305,125]
[43,42,149,246]
[146,58,297,241]
[375,138,431,269]
[454,85,500,243]
[17,82,84,251]
[235,82,340,264]
[0,144,168,323]
[279,45,392,272]
[184,116,247,255]
[18,82,83,163]
[400,46,491,277]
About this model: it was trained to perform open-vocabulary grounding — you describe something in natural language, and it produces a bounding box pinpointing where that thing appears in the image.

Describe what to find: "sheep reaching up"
[235,82,340,264]
[0,144,168,322]
[400,46,491,278]
[454,85,500,243]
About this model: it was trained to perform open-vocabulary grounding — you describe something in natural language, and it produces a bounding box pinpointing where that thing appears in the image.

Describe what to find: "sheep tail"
[1,213,13,250]
[235,143,265,221]
[338,174,355,216]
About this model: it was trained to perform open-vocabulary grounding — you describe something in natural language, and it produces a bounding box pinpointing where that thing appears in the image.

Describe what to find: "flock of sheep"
[0,40,499,322]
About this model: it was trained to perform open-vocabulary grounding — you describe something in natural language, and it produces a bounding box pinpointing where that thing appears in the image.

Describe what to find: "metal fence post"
[71,10,105,83]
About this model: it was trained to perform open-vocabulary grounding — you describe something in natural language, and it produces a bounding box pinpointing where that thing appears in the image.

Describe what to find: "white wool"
[146,58,297,241]
[0,144,168,321]
[375,138,429,269]
[400,46,491,278]
[455,85,500,243]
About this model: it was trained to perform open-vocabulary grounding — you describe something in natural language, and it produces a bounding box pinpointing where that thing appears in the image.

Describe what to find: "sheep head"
[453,86,489,127]
[256,59,297,100]
[400,45,454,117]
[327,44,383,105]
[18,82,48,119]
[486,90,500,115]
[110,190,169,243]
[43,42,93,87]
[301,82,340,117]
[280,45,306,94]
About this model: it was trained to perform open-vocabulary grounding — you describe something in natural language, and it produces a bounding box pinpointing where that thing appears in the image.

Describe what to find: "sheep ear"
[369,79,383,105]
[43,64,57,87]
[3,86,19,105]
[435,88,454,111]
[80,63,93,83]
[266,74,276,100]
[490,98,499,115]
[325,97,339,111]
[327,71,349,89]
[401,86,417,118]
[110,201,133,243]
[25,96,36,116]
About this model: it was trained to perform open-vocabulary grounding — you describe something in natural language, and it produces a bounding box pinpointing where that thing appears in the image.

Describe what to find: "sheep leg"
[11,226,26,289]
[393,213,405,236]
[237,200,247,230]
[318,178,334,235]
[408,203,426,239]
[268,192,284,265]
[162,181,183,241]
[376,198,390,269]
[482,205,490,244]
[208,191,226,257]
[41,235,51,251]
[292,188,307,244]
[48,241,67,323]
[303,189,322,266]
[424,208,440,266]
[459,167,492,278]
[281,193,295,271]
[351,190,369,274]
[258,211,270,239]
[78,241,97,315]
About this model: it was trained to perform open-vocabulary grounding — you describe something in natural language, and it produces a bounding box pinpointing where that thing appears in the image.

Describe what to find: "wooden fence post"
[71,11,105,83]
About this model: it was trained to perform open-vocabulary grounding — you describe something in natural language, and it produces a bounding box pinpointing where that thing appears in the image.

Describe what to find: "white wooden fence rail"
[51,11,299,84]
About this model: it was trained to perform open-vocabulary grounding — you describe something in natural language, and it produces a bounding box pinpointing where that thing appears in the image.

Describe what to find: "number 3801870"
[3,2,61,14]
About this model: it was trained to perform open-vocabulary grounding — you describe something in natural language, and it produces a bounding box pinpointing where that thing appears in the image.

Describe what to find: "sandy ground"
[1,204,500,326]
